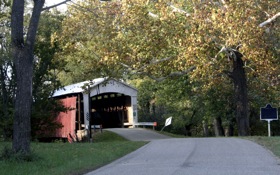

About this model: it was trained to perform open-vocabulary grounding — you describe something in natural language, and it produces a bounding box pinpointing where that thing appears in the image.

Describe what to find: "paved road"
[106,128,171,141]
[86,129,280,175]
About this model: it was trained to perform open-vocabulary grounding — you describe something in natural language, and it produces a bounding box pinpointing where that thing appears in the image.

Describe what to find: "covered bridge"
[52,78,138,140]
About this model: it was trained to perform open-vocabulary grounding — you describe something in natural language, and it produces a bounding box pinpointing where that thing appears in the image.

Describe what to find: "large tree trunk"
[213,117,224,136]
[12,49,34,153]
[229,51,250,136]
[11,0,45,154]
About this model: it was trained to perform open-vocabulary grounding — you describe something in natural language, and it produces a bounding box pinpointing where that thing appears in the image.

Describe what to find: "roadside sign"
[165,117,172,127]
[260,104,278,120]
[161,117,172,132]
[260,104,278,137]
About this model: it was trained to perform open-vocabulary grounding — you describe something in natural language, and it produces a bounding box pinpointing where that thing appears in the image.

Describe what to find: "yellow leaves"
[57,0,279,94]
[211,11,217,21]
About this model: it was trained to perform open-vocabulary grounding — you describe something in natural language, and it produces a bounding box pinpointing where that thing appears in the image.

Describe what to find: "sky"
[45,0,67,6]
[44,0,69,11]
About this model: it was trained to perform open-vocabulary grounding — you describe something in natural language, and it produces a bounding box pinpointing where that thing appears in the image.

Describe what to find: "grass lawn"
[0,131,147,175]
[246,136,280,158]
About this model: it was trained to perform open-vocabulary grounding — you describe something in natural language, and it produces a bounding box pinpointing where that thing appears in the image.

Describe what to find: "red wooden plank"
[55,97,77,138]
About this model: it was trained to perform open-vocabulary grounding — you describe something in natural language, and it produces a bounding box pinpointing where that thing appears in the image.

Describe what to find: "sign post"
[260,104,278,137]
[87,84,92,142]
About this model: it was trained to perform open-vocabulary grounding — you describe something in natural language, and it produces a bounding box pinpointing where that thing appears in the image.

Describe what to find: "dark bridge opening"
[91,93,131,128]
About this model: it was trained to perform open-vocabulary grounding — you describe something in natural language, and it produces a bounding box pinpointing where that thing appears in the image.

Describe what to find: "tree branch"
[145,66,196,82]
[148,12,158,18]
[150,57,173,64]
[121,57,174,73]
[215,46,242,62]
[168,4,191,17]
[42,0,71,11]
[120,61,196,82]
[259,12,280,27]
[220,0,228,9]
[223,70,233,79]
[26,0,45,53]
[11,0,24,48]
[66,1,105,18]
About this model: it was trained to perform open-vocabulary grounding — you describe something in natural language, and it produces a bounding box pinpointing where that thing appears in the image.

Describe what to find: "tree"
[114,0,279,136]
[11,0,70,154]
[58,0,279,136]
[11,0,45,154]
[186,1,279,136]
[153,75,200,135]
[33,9,65,96]
[56,0,125,85]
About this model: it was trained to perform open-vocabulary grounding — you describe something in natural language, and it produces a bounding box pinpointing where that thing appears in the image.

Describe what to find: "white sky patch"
[44,0,69,12]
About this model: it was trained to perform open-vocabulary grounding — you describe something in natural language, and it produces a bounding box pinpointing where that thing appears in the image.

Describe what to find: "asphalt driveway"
[86,128,280,175]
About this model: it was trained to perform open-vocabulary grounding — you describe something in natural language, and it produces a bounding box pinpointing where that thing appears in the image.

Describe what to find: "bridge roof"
[52,78,137,97]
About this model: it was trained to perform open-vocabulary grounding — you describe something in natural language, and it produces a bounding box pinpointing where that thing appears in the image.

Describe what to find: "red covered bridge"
[52,78,138,141]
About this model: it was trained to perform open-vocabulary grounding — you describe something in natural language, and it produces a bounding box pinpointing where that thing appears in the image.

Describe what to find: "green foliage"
[132,78,164,122]
[0,0,14,140]
[56,0,279,136]
[31,98,67,139]
[134,74,277,136]
[132,76,202,135]
[0,6,68,140]
[31,9,68,139]
[0,114,13,139]
[33,10,65,94]
[55,0,124,84]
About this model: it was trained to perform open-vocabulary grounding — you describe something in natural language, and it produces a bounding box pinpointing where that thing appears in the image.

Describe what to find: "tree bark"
[229,51,250,136]
[11,0,45,154]
[202,120,209,137]
[184,123,192,136]
[224,119,234,137]
[213,117,224,136]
